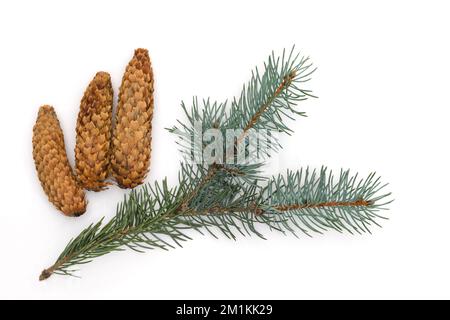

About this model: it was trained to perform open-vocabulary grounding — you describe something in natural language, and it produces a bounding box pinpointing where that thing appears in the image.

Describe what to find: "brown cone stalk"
[111,48,154,188]
[75,71,113,191]
[32,105,87,217]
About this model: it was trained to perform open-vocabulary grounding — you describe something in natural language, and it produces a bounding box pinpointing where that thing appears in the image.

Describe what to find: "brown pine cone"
[111,48,154,188]
[75,71,113,191]
[32,105,87,217]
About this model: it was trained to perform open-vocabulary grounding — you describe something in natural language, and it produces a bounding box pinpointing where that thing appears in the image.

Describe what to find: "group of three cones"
[32,49,154,217]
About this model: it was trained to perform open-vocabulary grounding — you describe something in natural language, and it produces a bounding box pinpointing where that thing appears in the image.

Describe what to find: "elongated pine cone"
[32,106,87,216]
[75,72,113,191]
[111,48,154,188]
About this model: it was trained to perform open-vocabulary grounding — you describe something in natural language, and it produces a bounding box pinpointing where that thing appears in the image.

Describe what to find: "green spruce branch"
[39,47,391,281]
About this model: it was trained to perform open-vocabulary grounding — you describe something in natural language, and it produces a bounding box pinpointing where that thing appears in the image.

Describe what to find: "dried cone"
[75,72,113,191]
[111,48,154,188]
[32,105,87,217]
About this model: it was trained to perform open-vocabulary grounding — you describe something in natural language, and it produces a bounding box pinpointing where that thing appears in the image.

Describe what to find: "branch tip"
[39,269,53,281]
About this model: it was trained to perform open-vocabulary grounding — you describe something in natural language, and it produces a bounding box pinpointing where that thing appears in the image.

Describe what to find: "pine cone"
[32,105,87,217]
[75,72,113,191]
[111,48,154,188]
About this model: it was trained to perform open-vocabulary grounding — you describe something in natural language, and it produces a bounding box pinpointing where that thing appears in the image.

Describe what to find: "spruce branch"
[169,46,316,163]
[40,167,390,280]
[167,46,316,212]
[40,47,392,280]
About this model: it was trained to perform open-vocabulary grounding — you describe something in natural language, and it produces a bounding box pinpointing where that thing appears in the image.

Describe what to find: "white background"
[0,0,449,300]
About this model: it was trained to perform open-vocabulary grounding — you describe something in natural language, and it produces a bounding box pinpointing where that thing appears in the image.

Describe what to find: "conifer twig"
[40,166,390,280]
[178,65,295,212]
[40,48,392,280]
